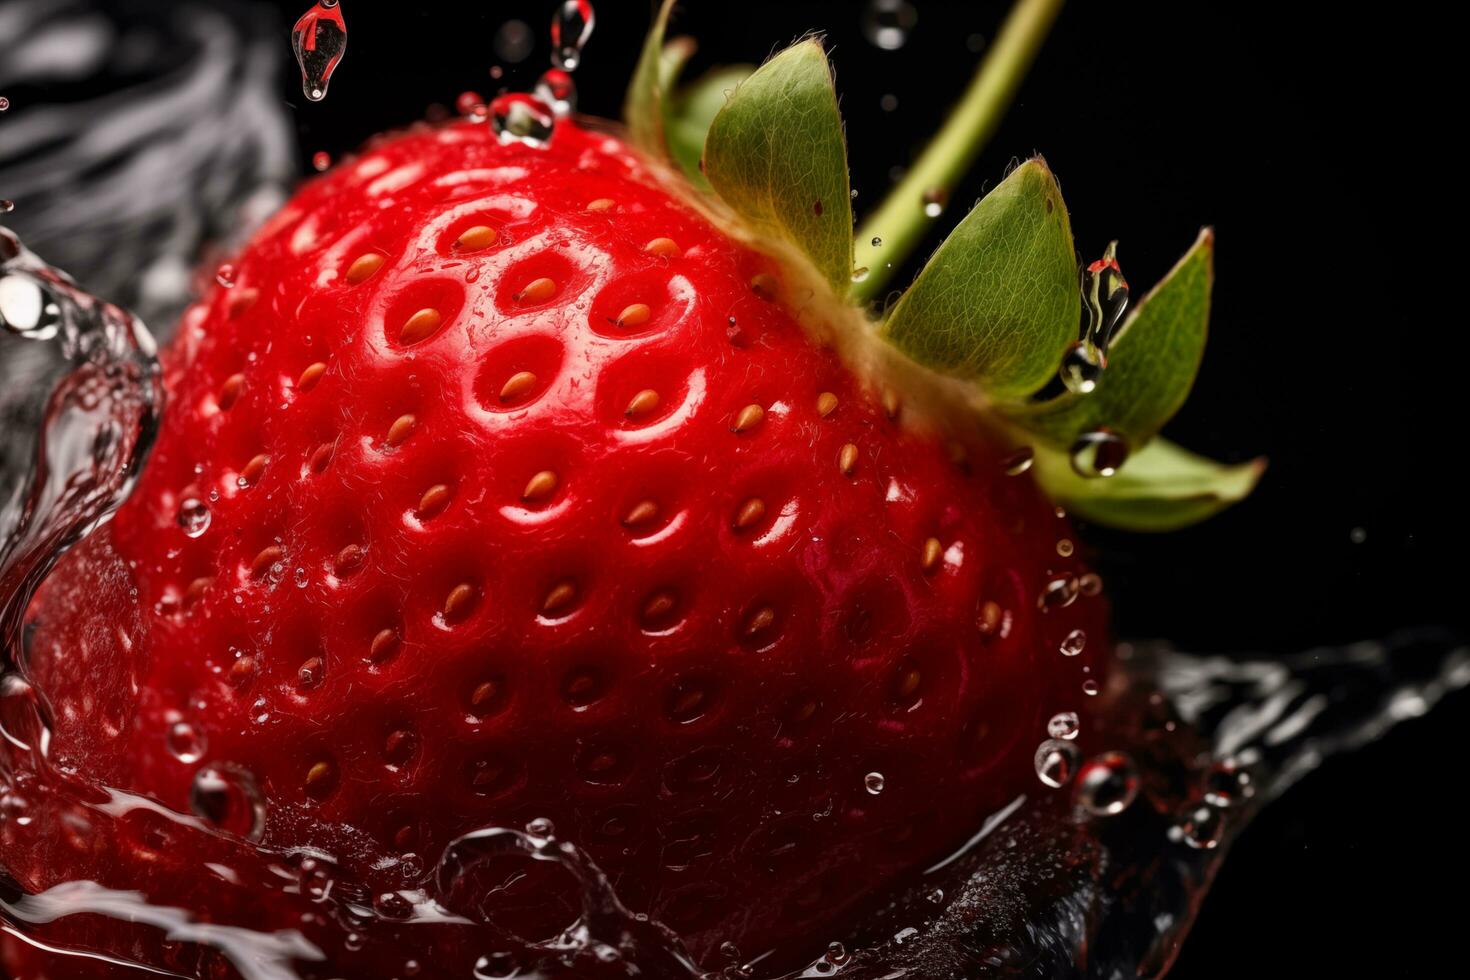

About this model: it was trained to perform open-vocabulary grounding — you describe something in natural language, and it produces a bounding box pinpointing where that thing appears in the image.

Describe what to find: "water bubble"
[826,942,848,964]
[550,0,595,72]
[1059,628,1087,657]
[373,891,412,919]
[1082,678,1100,697]
[1056,538,1075,557]
[863,0,918,51]
[1002,446,1035,476]
[864,771,886,795]
[0,201,13,215]
[1204,759,1254,807]
[1078,572,1103,597]
[167,721,206,763]
[1034,738,1079,788]
[719,941,741,962]
[1059,340,1105,394]
[0,97,9,111]
[456,91,486,117]
[870,236,883,247]
[534,68,577,116]
[214,263,237,288]
[489,93,555,148]
[879,94,899,112]
[493,20,534,64]
[1175,800,1226,849]
[311,151,331,172]
[1069,428,1129,478]
[291,1,348,103]
[851,266,871,283]
[525,816,554,838]
[176,497,211,538]
[189,762,266,842]
[1076,751,1139,816]
[1047,711,1080,740]
[922,186,946,217]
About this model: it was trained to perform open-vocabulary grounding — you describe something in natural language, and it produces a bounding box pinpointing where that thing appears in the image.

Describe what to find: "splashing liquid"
[550,1,595,72]
[292,1,347,103]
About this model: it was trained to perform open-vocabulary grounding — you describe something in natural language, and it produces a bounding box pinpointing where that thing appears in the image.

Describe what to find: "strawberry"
[1,3,1258,977]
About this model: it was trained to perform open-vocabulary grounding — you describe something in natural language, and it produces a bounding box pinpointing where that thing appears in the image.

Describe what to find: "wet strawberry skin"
[12,117,1107,970]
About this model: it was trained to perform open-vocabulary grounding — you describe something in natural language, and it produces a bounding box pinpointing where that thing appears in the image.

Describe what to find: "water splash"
[292,1,347,103]
[550,1,596,72]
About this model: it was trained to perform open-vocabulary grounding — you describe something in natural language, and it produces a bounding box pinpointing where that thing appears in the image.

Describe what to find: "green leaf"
[666,65,754,190]
[1005,228,1214,447]
[1031,437,1264,532]
[879,159,1079,400]
[703,40,854,292]
[624,0,679,157]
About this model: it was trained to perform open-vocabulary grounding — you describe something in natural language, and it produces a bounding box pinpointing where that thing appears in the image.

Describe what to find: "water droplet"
[190,762,266,841]
[312,151,331,172]
[1076,751,1139,815]
[1060,628,1087,657]
[550,0,595,72]
[489,93,555,147]
[1059,340,1105,394]
[720,941,741,962]
[214,263,237,288]
[1047,711,1080,740]
[1069,428,1130,478]
[851,266,871,283]
[879,93,899,112]
[922,186,946,217]
[870,236,883,247]
[0,97,9,112]
[534,68,577,116]
[1038,575,1079,612]
[1203,759,1254,807]
[1082,678,1100,697]
[925,886,945,904]
[456,91,486,117]
[525,816,554,838]
[864,771,885,795]
[474,951,520,979]
[1078,572,1103,597]
[863,0,918,51]
[1034,738,1079,788]
[373,891,412,919]
[176,497,211,537]
[826,942,848,964]
[291,1,348,103]
[1174,800,1225,849]
[0,201,13,215]
[1002,446,1035,476]
[167,721,206,763]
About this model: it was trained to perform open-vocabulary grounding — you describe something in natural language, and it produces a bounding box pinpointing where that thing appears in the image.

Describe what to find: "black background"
[24,0,1470,975]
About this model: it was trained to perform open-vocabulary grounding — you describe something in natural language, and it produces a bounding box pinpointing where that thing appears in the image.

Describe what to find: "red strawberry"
[4,113,1107,975]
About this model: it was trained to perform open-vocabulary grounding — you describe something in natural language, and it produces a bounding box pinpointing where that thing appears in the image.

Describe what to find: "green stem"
[852,0,1066,304]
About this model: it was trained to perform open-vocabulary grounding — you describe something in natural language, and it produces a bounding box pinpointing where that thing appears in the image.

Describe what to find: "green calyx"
[623,0,1262,531]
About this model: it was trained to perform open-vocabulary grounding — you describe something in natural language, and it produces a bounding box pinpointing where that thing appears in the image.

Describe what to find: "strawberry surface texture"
[5,117,1108,977]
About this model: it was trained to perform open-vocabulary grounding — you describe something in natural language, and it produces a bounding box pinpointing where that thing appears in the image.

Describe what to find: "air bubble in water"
[851,266,871,283]
[525,816,554,838]
[1002,446,1035,475]
[1038,575,1079,612]
[456,91,486,117]
[0,201,13,215]
[0,97,9,111]
[863,0,918,51]
[1082,678,1100,696]
[1076,751,1139,816]
[1060,628,1087,657]
[292,1,348,103]
[1070,428,1129,478]
[176,497,211,537]
[189,762,266,842]
[1034,738,1079,788]
[167,721,206,763]
[214,263,237,288]
[550,0,595,72]
[1047,711,1080,740]
[864,771,885,795]
[489,93,555,147]
[534,68,577,116]
[474,951,519,979]
[312,151,331,172]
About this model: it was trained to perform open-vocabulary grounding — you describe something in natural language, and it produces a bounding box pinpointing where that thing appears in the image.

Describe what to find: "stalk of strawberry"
[3,0,1259,976]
